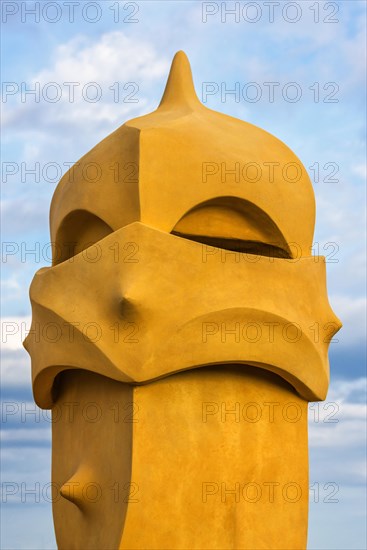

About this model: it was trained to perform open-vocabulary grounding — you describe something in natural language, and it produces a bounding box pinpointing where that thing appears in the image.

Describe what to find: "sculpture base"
[52,366,308,550]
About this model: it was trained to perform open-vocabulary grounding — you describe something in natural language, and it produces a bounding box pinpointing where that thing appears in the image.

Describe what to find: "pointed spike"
[158,51,201,110]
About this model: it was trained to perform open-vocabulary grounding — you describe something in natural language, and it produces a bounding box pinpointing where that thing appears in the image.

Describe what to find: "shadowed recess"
[53,210,113,265]
[172,196,292,258]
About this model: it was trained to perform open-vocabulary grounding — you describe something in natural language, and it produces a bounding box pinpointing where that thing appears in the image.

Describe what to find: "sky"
[1,0,366,548]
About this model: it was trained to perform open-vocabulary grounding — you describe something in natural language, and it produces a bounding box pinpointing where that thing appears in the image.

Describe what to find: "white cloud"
[1,279,21,292]
[1,317,32,388]
[328,377,367,401]
[1,349,31,388]
[1,197,50,236]
[309,377,366,454]
[1,316,32,351]
[352,163,367,179]
[3,31,170,139]
[309,414,366,450]
[191,0,366,92]
[328,295,366,347]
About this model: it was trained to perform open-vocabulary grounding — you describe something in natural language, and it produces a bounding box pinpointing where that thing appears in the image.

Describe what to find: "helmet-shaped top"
[50,51,315,264]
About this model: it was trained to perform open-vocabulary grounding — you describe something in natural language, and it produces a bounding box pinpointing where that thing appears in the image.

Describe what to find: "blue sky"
[1,1,366,548]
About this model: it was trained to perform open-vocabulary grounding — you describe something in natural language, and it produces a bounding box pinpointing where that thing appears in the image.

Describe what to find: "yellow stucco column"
[24,51,341,549]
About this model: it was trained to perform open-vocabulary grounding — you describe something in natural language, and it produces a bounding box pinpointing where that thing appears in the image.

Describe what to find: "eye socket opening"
[171,197,292,258]
[53,210,113,265]
[171,232,291,258]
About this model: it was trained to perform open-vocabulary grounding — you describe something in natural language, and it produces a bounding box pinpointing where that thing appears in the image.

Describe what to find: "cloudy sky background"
[1,1,366,548]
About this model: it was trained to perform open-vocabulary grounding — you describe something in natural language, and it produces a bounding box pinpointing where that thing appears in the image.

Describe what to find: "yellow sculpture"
[24,51,341,549]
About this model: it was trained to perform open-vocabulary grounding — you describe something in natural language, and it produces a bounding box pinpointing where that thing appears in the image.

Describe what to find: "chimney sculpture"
[24,51,341,549]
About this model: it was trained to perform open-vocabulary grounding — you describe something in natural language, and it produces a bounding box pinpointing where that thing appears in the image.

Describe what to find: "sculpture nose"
[60,465,97,510]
